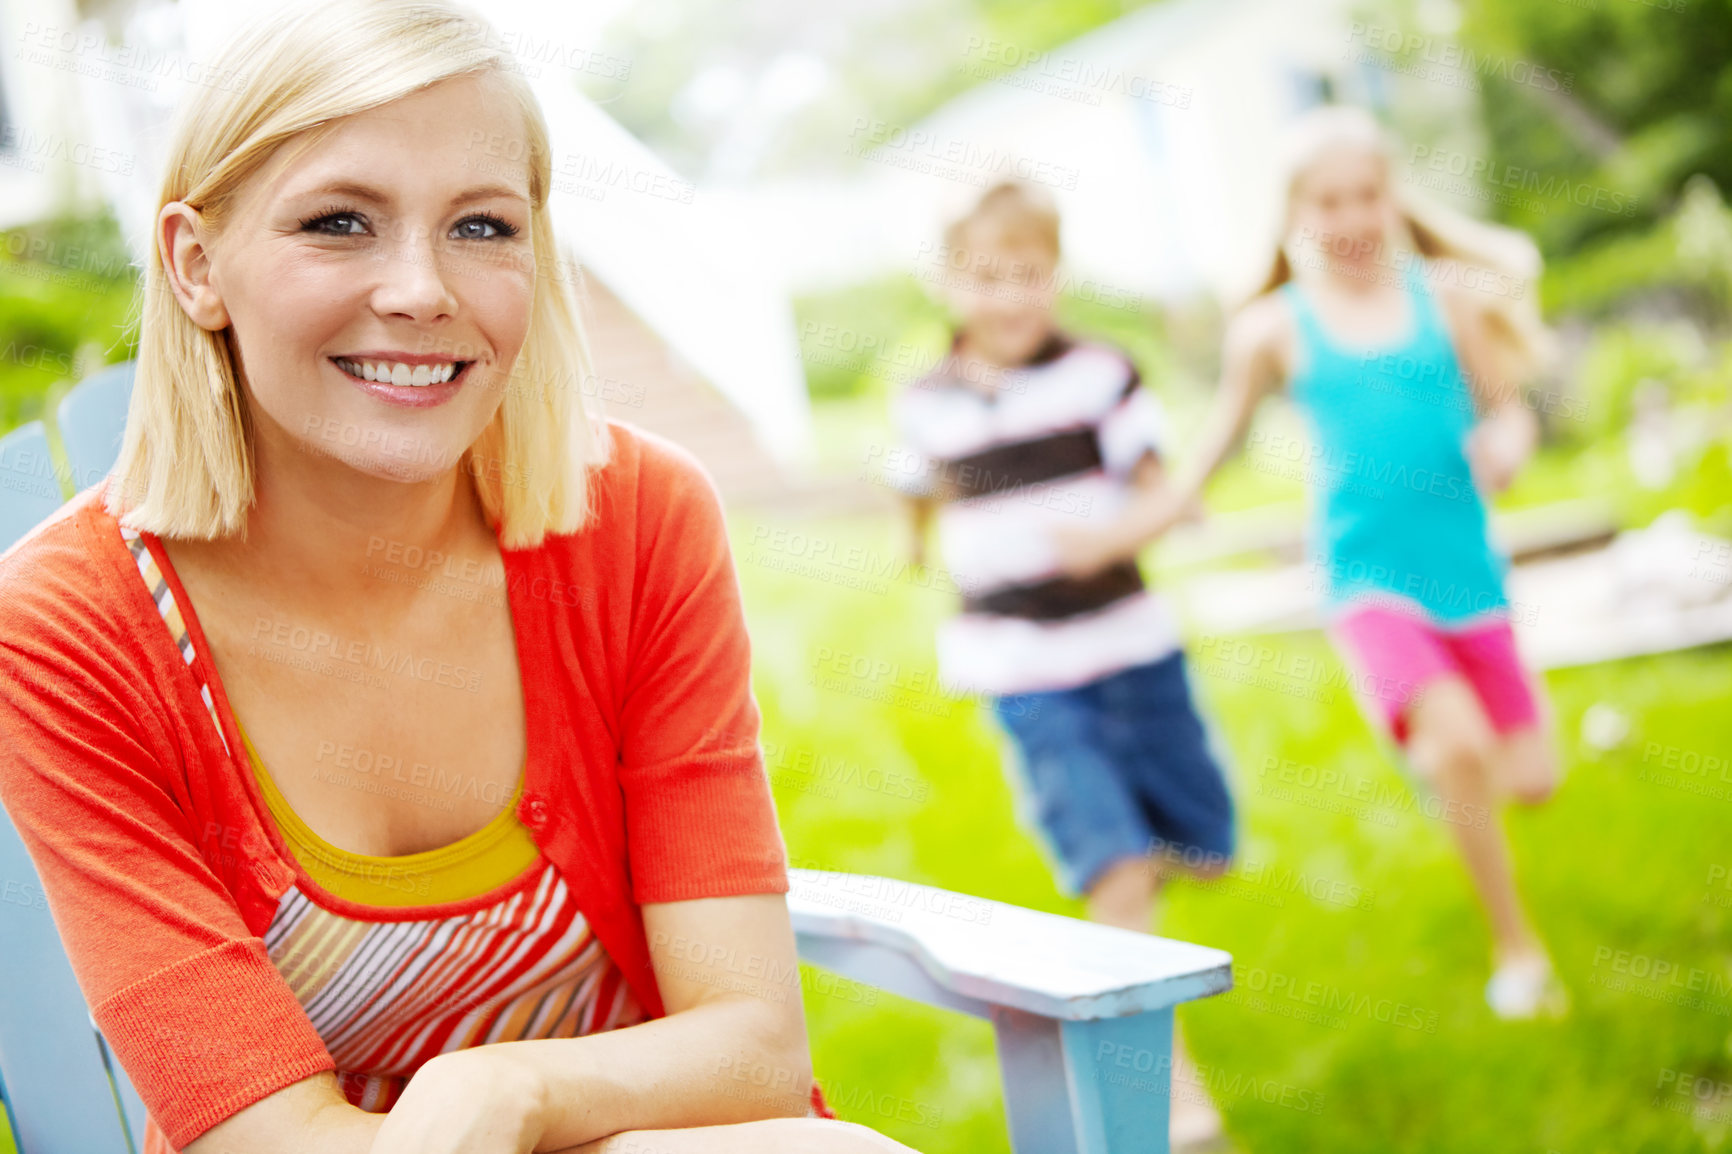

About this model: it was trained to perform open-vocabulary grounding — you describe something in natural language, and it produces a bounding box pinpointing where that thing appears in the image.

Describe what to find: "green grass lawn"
[740,508,1732,1154]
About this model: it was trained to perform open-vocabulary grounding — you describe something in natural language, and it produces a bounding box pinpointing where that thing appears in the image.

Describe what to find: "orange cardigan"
[0,423,789,1150]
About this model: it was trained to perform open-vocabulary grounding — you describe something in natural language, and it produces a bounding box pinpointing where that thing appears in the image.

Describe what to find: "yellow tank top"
[237,722,540,907]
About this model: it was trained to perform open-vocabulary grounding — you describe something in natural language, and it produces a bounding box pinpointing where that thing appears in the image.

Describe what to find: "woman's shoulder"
[516,421,729,580]
[589,419,727,528]
[600,419,716,489]
[0,486,171,736]
[0,485,141,642]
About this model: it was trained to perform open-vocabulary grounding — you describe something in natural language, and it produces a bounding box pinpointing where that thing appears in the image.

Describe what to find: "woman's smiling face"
[178,70,537,483]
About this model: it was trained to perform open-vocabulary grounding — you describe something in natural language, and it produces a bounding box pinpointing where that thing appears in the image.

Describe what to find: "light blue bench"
[0,364,1233,1153]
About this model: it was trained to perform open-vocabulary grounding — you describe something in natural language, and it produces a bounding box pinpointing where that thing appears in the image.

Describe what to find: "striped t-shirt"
[889,333,1182,696]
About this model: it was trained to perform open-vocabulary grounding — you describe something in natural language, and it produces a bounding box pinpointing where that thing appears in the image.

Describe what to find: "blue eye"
[452,214,519,240]
[300,209,368,235]
[295,206,519,241]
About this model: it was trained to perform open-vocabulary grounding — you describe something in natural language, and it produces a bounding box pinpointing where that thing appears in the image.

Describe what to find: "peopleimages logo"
[1408,146,1640,218]
[1345,24,1574,93]
[846,118,1082,191]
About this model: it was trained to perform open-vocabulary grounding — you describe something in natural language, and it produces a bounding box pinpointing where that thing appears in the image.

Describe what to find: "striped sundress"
[120,525,646,1112]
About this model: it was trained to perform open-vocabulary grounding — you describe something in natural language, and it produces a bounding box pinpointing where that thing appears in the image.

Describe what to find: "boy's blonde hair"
[1259,105,1553,383]
[108,0,606,548]
[944,180,1062,261]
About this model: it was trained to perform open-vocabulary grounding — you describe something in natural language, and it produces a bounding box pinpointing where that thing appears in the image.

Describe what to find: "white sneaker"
[1171,1097,1229,1153]
[1486,954,1568,1020]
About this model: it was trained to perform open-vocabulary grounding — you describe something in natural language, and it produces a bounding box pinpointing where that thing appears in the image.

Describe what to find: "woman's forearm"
[183,1078,387,1154]
[508,995,812,1151]
[319,1100,389,1153]
[559,1120,795,1154]
[558,1119,915,1154]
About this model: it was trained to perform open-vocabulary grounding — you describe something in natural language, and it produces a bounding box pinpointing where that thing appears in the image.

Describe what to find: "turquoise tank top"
[1281,260,1509,625]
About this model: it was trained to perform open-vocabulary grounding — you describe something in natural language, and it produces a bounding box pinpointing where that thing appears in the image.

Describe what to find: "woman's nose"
[371,223,458,322]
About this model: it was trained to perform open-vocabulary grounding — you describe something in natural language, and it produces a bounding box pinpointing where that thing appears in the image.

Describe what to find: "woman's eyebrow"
[291,180,393,206]
[288,180,529,208]
[450,183,530,207]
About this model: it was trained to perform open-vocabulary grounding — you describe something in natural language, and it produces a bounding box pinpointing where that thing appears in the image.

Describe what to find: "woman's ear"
[158,202,229,331]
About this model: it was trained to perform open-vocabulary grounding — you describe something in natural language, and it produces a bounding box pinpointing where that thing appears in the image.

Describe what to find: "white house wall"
[752,0,1367,305]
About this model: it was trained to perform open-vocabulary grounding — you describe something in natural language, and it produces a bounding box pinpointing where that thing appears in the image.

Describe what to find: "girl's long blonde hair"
[1258,105,1553,383]
[107,0,606,547]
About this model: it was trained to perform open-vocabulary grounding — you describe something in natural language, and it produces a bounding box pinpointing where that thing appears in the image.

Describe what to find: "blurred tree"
[0,214,137,432]
[1457,0,1732,256]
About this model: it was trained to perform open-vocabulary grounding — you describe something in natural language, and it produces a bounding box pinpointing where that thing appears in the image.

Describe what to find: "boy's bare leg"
[1166,1023,1221,1148]
[1085,855,1160,931]
[1086,856,1224,1148]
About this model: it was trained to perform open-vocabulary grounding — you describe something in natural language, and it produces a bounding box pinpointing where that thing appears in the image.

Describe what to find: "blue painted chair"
[53,362,137,497]
[0,365,1233,1153]
[0,423,65,551]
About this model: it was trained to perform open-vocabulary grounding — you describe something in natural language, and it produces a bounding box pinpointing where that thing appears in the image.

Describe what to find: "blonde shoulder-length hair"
[1256,105,1554,384]
[107,0,607,548]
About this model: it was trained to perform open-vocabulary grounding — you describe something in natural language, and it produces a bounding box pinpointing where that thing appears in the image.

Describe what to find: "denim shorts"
[991,652,1236,897]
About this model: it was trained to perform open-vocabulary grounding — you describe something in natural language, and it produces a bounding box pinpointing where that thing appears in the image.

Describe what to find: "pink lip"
[330,356,473,410]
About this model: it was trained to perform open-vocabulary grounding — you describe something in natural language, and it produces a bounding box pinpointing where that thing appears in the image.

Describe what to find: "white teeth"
[334,358,461,387]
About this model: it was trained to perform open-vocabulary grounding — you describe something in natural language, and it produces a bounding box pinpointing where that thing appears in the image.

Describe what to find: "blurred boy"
[887,181,1237,1151]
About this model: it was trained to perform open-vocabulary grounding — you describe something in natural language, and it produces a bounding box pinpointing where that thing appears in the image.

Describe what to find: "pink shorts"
[1329,606,1541,746]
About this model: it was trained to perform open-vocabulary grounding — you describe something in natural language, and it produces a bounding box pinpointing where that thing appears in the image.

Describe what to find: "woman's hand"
[369,1047,549,1154]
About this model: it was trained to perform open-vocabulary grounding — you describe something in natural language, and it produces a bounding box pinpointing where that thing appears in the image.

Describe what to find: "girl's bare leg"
[1491,725,1559,806]
[1404,677,1544,964]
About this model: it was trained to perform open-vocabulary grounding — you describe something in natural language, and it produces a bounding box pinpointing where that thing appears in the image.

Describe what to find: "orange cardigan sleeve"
[614,432,789,904]
[0,529,333,1149]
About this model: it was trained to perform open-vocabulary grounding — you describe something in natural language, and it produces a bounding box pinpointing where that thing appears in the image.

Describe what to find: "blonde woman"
[0,3,915,1152]
[1053,105,1567,1019]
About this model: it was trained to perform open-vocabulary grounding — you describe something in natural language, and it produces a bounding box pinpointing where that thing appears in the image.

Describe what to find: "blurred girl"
[1054,106,1566,1019]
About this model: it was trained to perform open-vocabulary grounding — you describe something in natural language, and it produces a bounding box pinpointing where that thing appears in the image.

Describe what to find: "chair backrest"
[0,423,66,556]
[54,364,136,497]
[0,810,139,1154]
[1,367,146,1152]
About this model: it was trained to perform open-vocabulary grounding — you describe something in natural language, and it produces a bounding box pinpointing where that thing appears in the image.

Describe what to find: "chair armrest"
[787,870,1232,1022]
